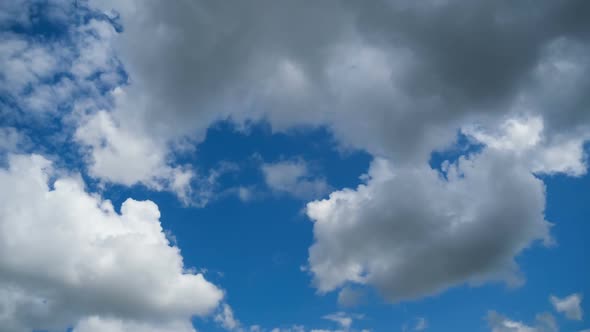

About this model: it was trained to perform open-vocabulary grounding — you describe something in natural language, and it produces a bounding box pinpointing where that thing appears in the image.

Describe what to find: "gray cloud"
[307,147,551,300]
[2,0,590,320]
[82,0,590,304]
[89,0,590,163]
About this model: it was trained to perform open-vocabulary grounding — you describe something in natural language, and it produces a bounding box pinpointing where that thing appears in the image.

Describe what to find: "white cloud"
[262,159,329,200]
[2,0,589,315]
[0,154,223,331]
[75,109,194,200]
[215,303,241,331]
[550,293,583,321]
[414,317,428,331]
[323,312,354,330]
[306,148,551,300]
[487,311,558,332]
[464,116,587,176]
[237,186,255,202]
[73,316,196,332]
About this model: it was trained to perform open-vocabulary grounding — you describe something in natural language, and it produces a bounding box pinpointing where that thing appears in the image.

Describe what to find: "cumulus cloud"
[550,293,583,321]
[75,109,195,200]
[78,2,589,304]
[11,0,583,202]
[262,159,330,199]
[464,116,587,176]
[306,147,551,300]
[0,154,223,331]
[487,311,558,332]
[85,0,590,163]
[3,0,590,315]
[323,312,354,330]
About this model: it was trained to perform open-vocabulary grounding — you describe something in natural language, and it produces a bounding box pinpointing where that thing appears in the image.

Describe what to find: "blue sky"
[1,1,589,332]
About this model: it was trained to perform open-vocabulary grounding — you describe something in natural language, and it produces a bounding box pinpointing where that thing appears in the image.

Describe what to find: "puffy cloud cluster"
[307,146,552,300]
[75,109,195,201]
[86,0,590,163]
[464,116,587,176]
[0,154,223,331]
[0,0,198,200]
[80,1,590,304]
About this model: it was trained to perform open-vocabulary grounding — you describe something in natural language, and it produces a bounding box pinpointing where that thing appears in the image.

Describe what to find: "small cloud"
[487,311,558,332]
[323,312,364,331]
[323,312,353,330]
[261,159,329,200]
[337,287,366,308]
[238,186,255,202]
[414,317,427,331]
[215,303,240,331]
[550,293,583,321]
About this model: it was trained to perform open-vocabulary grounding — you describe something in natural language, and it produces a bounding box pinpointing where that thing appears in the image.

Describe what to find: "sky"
[0,1,589,331]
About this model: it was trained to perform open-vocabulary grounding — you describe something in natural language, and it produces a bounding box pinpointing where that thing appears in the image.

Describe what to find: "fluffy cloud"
[4,0,590,314]
[487,311,558,332]
[464,116,587,176]
[306,147,551,300]
[75,109,195,200]
[550,293,583,321]
[262,159,330,200]
[86,0,590,163]
[0,154,223,331]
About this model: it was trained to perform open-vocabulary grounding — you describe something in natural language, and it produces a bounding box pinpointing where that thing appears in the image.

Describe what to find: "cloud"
[306,147,551,301]
[0,127,26,153]
[487,311,558,332]
[337,287,366,308]
[550,293,583,321]
[1,6,122,122]
[75,109,195,201]
[0,154,223,331]
[464,116,587,176]
[323,312,354,330]
[3,0,590,313]
[215,303,241,331]
[72,316,197,332]
[262,159,329,200]
[414,317,428,331]
[11,0,583,203]
[86,0,590,164]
